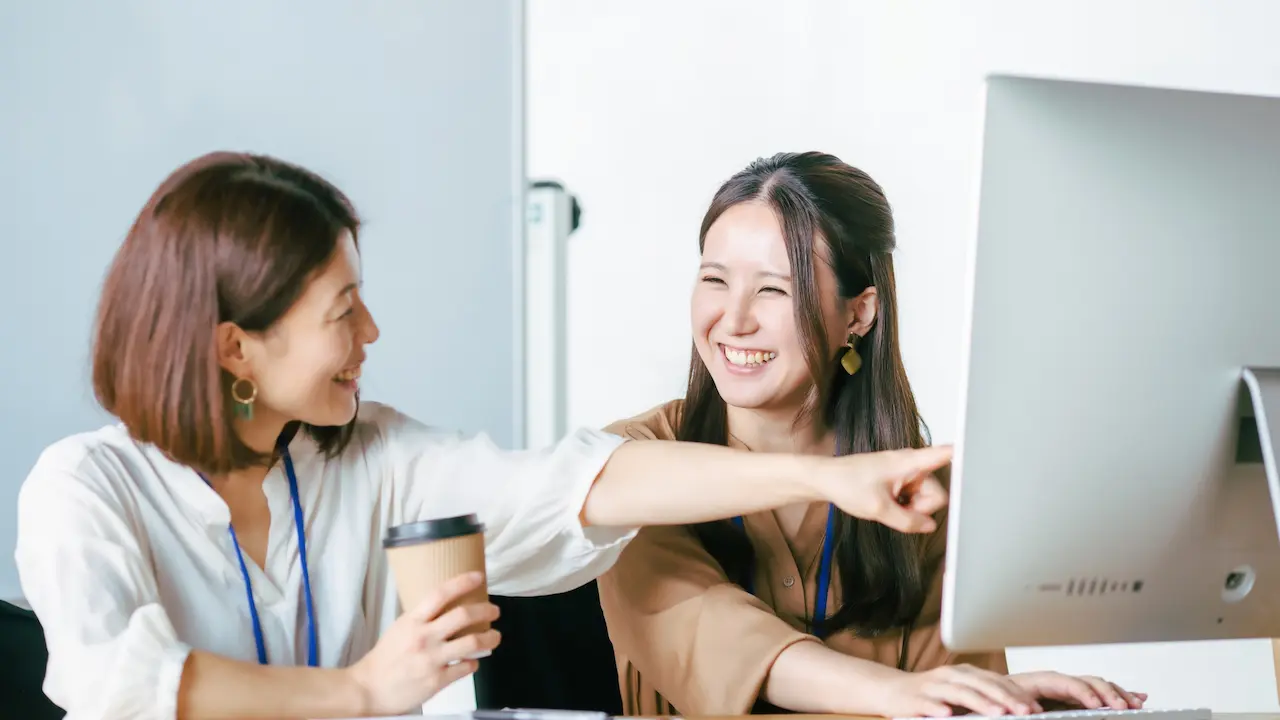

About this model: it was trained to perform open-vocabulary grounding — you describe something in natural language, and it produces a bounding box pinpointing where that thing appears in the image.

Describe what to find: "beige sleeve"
[597,523,815,715]
[597,402,814,715]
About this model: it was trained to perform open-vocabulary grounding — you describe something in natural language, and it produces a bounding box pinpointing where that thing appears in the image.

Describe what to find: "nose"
[722,291,759,337]
[357,299,380,345]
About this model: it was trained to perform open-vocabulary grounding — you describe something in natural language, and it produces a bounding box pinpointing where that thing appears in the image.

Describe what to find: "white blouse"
[13,401,634,720]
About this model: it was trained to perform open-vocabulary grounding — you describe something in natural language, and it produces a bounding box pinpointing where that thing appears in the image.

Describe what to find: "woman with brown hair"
[599,151,1145,718]
[13,152,954,720]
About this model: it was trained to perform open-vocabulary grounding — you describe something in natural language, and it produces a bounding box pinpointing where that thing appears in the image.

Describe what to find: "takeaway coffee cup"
[383,513,490,647]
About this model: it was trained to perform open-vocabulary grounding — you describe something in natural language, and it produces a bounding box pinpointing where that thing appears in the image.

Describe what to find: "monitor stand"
[1243,368,1280,539]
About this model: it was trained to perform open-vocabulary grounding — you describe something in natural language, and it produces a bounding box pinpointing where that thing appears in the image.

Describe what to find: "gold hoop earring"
[840,332,863,375]
[231,377,258,421]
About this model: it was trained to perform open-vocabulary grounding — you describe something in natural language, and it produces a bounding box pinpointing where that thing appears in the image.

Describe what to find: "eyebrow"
[699,261,791,281]
[332,283,358,303]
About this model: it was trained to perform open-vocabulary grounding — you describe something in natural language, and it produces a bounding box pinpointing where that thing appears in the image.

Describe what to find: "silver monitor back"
[942,75,1280,652]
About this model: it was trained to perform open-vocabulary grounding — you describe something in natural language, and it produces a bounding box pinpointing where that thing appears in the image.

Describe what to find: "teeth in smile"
[724,348,776,367]
[334,366,362,382]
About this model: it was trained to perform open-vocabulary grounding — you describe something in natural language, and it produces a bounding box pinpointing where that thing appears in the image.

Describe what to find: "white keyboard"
[895,709,1211,720]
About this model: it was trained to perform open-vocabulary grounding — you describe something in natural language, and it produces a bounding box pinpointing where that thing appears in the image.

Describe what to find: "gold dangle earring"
[840,332,863,375]
[231,377,258,420]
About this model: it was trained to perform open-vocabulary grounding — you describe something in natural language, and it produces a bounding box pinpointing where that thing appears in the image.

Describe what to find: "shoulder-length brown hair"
[681,151,932,637]
[92,151,360,475]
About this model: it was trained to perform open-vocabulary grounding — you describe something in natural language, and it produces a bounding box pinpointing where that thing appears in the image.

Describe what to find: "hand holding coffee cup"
[345,572,501,716]
[383,514,493,649]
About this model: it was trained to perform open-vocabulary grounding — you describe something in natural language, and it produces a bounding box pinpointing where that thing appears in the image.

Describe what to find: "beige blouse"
[597,400,1007,717]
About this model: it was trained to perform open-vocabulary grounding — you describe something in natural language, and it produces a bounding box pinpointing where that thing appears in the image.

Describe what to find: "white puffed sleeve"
[365,403,637,596]
[14,448,191,720]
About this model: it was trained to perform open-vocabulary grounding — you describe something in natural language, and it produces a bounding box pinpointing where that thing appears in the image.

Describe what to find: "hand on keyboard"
[873,664,1144,718]
[1008,672,1146,712]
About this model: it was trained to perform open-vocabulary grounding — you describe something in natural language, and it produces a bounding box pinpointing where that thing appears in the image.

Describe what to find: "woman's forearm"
[177,650,367,719]
[580,439,823,527]
[763,640,903,714]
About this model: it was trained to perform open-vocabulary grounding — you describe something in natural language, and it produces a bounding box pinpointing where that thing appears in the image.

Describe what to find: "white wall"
[1,3,524,711]
[0,0,525,602]
[528,0,1280,711]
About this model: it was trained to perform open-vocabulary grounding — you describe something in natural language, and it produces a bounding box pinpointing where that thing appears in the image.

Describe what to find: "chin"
[712,371,809,413]
[715,384,783,411]
[301,399,359,429]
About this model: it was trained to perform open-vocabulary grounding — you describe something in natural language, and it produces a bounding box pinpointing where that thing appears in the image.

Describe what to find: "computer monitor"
[941,75,1280,652]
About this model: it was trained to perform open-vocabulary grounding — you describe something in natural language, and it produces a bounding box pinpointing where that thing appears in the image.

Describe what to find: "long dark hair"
[681,151,931,636]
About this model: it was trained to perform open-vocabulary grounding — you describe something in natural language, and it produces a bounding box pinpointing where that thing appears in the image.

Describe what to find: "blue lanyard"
[199,448,318,667]
[732,504,837,638]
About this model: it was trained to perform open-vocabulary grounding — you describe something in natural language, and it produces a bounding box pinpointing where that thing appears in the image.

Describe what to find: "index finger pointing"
[910,445,954,473]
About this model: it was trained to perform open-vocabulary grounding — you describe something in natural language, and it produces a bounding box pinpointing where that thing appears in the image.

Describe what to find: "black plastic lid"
[382,513,484,548]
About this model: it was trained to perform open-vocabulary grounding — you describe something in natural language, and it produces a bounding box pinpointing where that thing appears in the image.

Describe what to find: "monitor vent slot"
[1065,577,1143,596]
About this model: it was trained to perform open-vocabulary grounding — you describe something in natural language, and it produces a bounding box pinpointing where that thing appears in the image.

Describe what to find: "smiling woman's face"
[690,201,853,414]
[220,233,380,430]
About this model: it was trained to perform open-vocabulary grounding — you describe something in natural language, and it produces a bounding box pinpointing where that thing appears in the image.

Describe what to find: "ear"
[215,321,255,379]
[845,286,879,338]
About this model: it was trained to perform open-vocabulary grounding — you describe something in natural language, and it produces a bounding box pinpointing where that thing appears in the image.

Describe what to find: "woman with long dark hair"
[598,152,1144,718]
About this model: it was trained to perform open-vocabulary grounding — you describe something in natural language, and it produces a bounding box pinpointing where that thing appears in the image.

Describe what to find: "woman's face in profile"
[691,201,849,415]
[233,233,381,428]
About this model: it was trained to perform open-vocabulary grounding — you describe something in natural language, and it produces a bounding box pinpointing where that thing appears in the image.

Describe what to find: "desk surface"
[691,712,1280,717]
[326,715,1280,720]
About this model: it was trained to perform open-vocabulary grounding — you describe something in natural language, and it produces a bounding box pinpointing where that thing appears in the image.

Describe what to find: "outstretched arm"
[582,439,951,532]
[377,403,948,597]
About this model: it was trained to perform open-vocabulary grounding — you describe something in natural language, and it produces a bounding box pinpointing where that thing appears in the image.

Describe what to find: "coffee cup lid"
[383,513,485,548]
